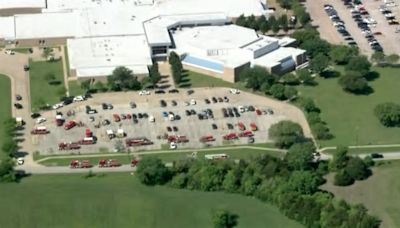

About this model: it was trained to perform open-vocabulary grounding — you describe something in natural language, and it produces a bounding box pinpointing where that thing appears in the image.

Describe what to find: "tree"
[281,73,300,85]
[286,142,315,170]
[239,66,275,91]
[311,123,332,140]
[149,62,161,85]
[309,53,329,74]
[297,69,314,85]
[0,158,16,182]
[299,97,320,113]
[284,86,298,100]
[287,170,324,194]
[235,15,247,27]
[80,79,91,91]
[108,66,136,91]
[330,146,349,171]
[385,54,400,64]
[329,45,358,65]
[269,120,305,148]
[42,47,52,59]
[345,157,370,180]
[1,138,18,157]
[301,39,331,59]
[279,14,289,32]
[136,157,171,185]
[94,81,107,92]
[345,56,371,76]
[212,210,238,228]
[374,102,400,127]
[306,112,322,125]
[269,84,286,100]
[334,169,354,186]
[371,52,385,64]
[339,71,369,94]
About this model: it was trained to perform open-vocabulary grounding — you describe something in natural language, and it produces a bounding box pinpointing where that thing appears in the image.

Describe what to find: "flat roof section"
[0,17,15,40]
[67,35,152,77]
[0,0,45,10]
[15,12,78,39]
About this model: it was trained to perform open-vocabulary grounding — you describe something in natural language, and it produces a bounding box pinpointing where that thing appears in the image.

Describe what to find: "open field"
[38,146,284,166]
[0,173,302,228]
[298,67,400,147]
[322,160,400,228]
[0,75,11,160]
[29,59,65,110]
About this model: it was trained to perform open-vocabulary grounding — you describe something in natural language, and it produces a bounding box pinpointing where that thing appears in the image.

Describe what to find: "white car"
[229,89,240,94]
[52,103,64,110]
[238,106,245,113]
[73,95,85,102]
[139,90,150,96]
[190,99,196,105]
[183,101,190,106]
[36,117,46,124]
[4,49,15,55]
[17,158,24,165]
[170,142,177,150]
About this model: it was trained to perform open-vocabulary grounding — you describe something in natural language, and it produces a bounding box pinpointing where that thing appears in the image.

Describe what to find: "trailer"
[205,154,228,160]
[223,133,238,140]
[31,126,49,135]
[125,137,153,147]
[200,135,215,142]
[98,159,121,168]
[79,137,96,145]
[238,130,254,137]
[58,142,81,150]
[168,135,189,143]
[70,160,91,168]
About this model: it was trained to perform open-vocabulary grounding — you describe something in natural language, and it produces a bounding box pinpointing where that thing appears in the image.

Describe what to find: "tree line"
[135,120,380,228]
[169,52,183,85]
[0,118,18,182]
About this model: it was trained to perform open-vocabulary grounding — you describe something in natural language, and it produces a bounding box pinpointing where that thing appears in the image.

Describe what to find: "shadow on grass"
[365,71,380,81]
[320,70,341,79]
[179,83,192,88]
[344,86,374,96]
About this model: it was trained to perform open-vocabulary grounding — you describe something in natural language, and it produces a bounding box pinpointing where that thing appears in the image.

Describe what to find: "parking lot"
[307,0,400,55]
[29,88,310,155]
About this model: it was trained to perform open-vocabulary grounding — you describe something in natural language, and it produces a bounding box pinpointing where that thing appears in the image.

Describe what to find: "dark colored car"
[168,89,179,93]
[212,124,218,130]
[160,100,167,107]
[370,153,384,159]
[31,113,41,119]
[204,98,211,104]
[171,100,177,106]
[227,123,234,130]
[15,95,22,101]
[155,90,165,94]
[185,110,191,116]
[167,126,172,132]
[173,126,178,132]
[14,103,23,109]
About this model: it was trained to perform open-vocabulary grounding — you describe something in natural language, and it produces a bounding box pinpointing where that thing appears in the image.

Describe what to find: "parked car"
[370,153,384,159]
[168,89,179,93]
[15,95,22,101]
[73,96,85,102]
[139,90,150,96]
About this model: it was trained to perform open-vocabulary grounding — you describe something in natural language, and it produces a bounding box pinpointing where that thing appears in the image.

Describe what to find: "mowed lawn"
[39,148,284,166]
[0,173,302,228]
[29,60,65,110]
[180,70,236,88]
[298,67,400,147]
[0,75,12,160]
[68,80,85,96]
[322,161,400,228]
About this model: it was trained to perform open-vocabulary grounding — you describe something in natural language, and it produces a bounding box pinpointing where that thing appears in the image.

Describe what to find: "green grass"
[298,67,400,147]
[11,47,30,54]
[39,147,284,166]
[0,173,302,228]
[68,80,85,96]
[29,59,65,110]
[0,75,12,160]
[179,70,238,88]
[322,160,400,228]
[323,146,400,155]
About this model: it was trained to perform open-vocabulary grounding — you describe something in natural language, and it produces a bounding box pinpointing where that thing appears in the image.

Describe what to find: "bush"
[299,97,320,113]
[311,122,332,140]
[374,102,400,127]
[269,121,305,148]
[284,86,298,100]
[136,157,171,185]
[334,169,354,186]
[306,112,322,124]
[269,84,286,100]
[339,71,369,94]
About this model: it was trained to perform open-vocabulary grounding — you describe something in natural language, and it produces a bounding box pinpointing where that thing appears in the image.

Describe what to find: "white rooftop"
[0,17,15,40]
[252,47,305,67]
[0,0,45,9]
[67,35,152,77]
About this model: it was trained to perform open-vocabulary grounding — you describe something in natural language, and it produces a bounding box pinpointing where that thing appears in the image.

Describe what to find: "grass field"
[68,80,85,96]
[323,146,400,155]
[322,160,400,228]
[0,173,302,228]
[298,67,400,147]
[29,60,65,110]
[11,47,30,54]
[0,75,12,160]
[38,146,284,166]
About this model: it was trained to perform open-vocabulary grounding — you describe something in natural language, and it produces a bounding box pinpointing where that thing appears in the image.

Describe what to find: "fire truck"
[125,137,153,147]
[31,126,49,135]
[58,142,81,150]
[98,159,121,167]
[167,135,189,143]
[79,137,96,145]
[64,120,76,130]
[223,133,238,140]
[70,160,91,168]
[199,135,215,143]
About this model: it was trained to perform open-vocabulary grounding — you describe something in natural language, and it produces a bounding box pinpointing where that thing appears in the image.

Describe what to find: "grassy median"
[0,75,12,160]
